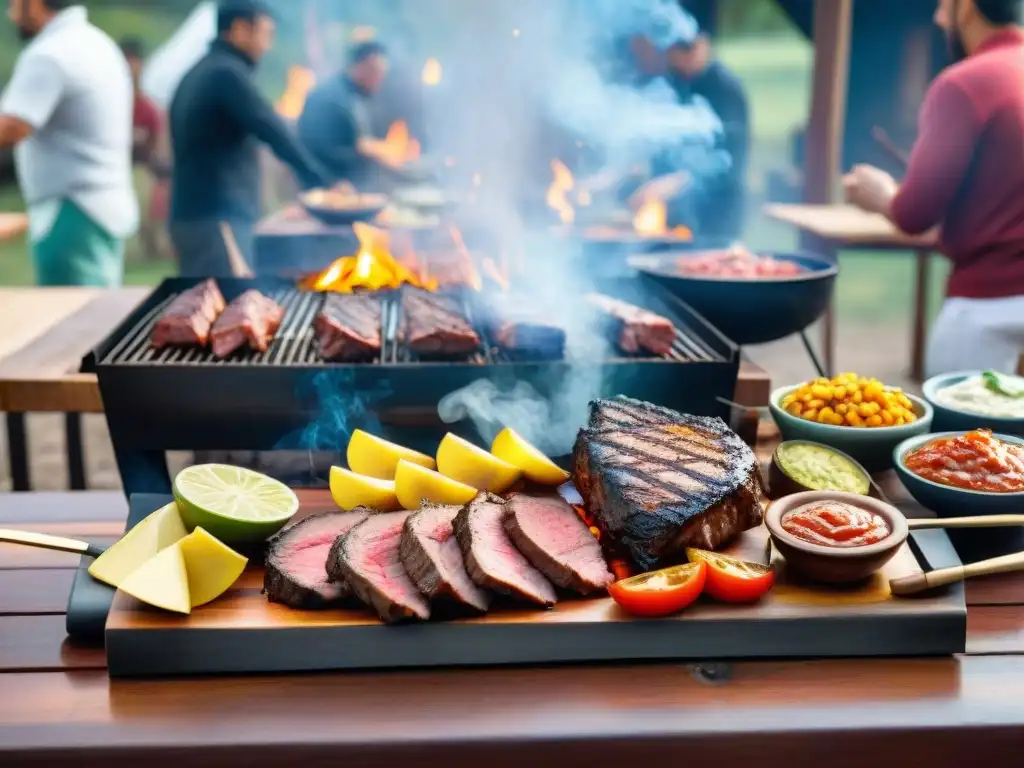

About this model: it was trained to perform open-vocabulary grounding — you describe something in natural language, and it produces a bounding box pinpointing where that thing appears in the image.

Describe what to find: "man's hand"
[357,137,405,170]
[628,171,690,210]
[843,164,899,216]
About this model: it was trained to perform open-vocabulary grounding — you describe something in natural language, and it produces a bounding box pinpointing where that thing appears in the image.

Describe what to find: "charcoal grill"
[87,277,739,497]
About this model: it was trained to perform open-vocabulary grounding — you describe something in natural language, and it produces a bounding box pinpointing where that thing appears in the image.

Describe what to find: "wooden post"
[803,0,853,377]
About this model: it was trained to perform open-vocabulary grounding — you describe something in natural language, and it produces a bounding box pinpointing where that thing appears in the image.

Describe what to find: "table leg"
[5,413,30,491]
[65,413,87,490]
[911,249,933,382]
[820,245,838,376]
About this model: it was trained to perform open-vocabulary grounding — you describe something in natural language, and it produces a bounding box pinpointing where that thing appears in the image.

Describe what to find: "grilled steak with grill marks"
[574,396,765,570]
[400,503,490,613]
[504,495,613,595]
[151,279,226,349]
[315,293,382,362]
[585,293,675,356]
[401,287,480,358]
[334,511,431,622]
[211,290,285,358]
[453,493,557,607]
[264,509,370,608]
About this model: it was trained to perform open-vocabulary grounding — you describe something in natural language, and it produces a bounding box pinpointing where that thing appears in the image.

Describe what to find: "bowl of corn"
[769,374,933,471]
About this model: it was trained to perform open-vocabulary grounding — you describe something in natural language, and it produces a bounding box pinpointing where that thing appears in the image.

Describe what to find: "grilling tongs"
[0,528,105,557]
[890,515,1024,595]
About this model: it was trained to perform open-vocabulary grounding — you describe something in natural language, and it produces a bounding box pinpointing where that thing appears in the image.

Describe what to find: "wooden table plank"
[0,570,75,615]
[0,616,105,672]
[0,491,127,525]
[967,606,1024,655]
[0,289,99,363]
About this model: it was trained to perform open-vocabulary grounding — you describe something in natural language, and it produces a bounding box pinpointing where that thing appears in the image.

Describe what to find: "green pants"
[32,200,125,287]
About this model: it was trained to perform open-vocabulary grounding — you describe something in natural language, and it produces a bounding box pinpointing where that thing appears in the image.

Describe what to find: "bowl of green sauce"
[770,440,873,499]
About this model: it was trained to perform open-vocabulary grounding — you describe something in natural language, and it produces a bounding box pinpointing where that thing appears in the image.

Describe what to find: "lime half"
[173,464,299,544]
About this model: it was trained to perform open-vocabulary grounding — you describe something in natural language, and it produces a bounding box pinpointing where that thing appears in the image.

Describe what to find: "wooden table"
[0,288,149,490]
[3,486,1024,766]
[764,203,939,381]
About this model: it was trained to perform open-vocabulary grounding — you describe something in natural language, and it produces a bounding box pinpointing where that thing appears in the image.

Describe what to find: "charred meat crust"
[400,287,480,358]
[210,290,285,358]
[315,293,382,362]
[151,279,226,349]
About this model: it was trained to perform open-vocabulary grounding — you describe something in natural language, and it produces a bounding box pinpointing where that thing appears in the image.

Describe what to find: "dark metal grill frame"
[86,277,739,498]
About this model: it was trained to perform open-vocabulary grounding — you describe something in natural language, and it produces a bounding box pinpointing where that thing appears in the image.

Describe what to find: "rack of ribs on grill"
[150,279,226,349]
[584,293,675,356]
[574,396,765,571]
[314,293,382,362]
[400,286,480,358]
[486,297,566,361]
[210,290,285,359]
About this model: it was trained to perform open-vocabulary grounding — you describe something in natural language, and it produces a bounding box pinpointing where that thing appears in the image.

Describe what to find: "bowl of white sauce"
[923,370,1024,436]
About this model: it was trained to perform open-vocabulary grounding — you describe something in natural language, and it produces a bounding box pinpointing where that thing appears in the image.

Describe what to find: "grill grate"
[102,286,724,367]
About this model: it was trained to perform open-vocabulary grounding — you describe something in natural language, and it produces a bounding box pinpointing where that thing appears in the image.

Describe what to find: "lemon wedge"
[395,459,478,509]
[436,433,522,493]
[490,427,570,486]
[329,466,401,511]
[347,429,436,480]
[178,527,248,608]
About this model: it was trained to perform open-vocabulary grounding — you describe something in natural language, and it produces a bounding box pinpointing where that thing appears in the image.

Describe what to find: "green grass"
[0,29,946,325]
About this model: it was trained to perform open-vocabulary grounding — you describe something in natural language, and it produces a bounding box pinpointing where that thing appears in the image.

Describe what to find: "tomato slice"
[607,562,706,617]
[686,548,774,603]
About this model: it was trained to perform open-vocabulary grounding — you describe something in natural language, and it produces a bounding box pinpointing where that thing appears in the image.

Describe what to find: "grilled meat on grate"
[151,279,226,349]
[333,511,431,623]
[400,287,480,358]
[314,293,382,362]
[585,293,675,356]
[210,290,285,358]
[487,298,566,361]
[400,502,490,614]
[453,493,557,607]
[264,509,370,608]
[574,396,765,570]
[504,494,614,595]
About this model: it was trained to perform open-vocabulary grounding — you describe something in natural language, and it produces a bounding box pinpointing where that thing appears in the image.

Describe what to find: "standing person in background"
[0,0,138,286]
[844,0,1024,376]
[667,33,750,240]
[169,0,332,277]
[297,41,397,189]
[121,37,171,262]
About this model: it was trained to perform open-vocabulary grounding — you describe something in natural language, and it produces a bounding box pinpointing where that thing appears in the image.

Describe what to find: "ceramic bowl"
[768,440,875,499]
[893,431,1024,518]
[769,385,933,472]
[922,371,1024,437]
[765,491,909,584]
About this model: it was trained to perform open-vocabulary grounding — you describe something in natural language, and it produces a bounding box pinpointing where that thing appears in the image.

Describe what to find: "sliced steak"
[584,293,675,356]
[210,290,285,358]
[335,511,430,622]
[151,279,226,349]
[574,397,765,570]
[488,299,566,361]
[401,286,480,358]
[503,494,613,595]
[315,293,382,362]
[453,493,557,607]
[264,509,369,608]
[400,503,490,613]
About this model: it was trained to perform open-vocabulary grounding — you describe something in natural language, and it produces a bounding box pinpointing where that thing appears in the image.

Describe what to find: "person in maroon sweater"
[844,0,1024,376]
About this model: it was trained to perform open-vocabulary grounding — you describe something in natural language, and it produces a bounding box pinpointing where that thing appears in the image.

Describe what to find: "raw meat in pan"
[151,279,226,349]
[264,509,370,608]
[315,293,382,362]
[574,396,765,570]
[333,511,431,623]
[453,493,557,607]
[400,502,490,613]
[503,494,613,595]
[584,293,675,356]
[211,290,285,358]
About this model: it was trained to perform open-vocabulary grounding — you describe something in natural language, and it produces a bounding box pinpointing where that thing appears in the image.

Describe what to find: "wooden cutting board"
[103,491,966,678]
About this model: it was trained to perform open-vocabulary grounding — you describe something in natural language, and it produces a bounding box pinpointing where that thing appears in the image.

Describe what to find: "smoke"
[276,370,390,452]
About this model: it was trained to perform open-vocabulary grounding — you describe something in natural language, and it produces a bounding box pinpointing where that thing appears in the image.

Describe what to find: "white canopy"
[141,1,217,109]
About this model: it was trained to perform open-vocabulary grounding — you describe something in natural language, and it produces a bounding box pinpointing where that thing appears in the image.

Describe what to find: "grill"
[87,277,739,497]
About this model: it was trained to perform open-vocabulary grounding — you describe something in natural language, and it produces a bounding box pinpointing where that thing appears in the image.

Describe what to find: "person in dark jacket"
[296,41,395,189]
[667,34,750,239]
[168,0,332,276]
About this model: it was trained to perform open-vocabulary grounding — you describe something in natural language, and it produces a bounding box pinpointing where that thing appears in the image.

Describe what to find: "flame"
[448,225,483,291]
[276,66,316,120]
[633,199,693,240]
[547,159,575,225]
[379,120,422,167]
[422,58,442,86]
[305,222,436,293]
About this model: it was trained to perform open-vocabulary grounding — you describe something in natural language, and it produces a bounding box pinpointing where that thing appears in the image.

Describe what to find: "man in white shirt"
[0,0,138,286]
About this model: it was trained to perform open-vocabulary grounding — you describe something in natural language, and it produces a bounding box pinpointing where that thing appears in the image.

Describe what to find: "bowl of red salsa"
[894,430,1024,517]
[765,491,909,584]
